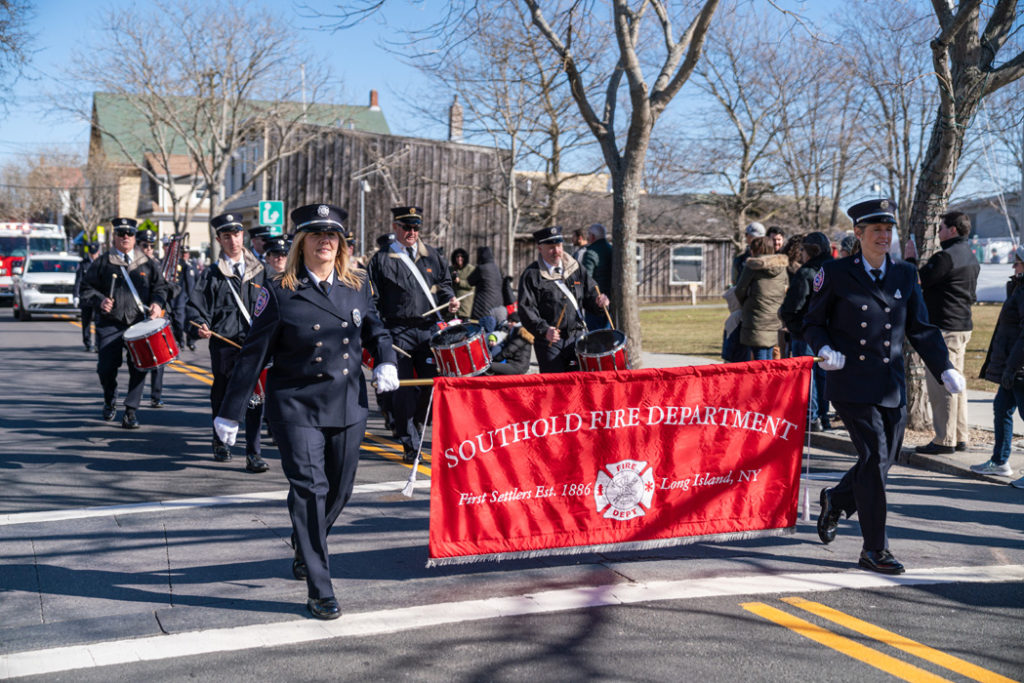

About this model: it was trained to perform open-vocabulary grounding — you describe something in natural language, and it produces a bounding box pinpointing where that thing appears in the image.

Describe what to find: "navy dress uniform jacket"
[367,241,454,326]
[218,273,396,427]
[803,255,952,408]
[80,249,171,327]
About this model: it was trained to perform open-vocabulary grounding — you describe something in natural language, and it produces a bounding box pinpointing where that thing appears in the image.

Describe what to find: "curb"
[808,430,1013,485]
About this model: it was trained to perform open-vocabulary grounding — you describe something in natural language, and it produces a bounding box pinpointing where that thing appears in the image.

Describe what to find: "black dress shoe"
[955,441,968,452]
[307,597,340,620]
[858,549,905,575]
[150,399,165,408]
[807,419,823,432]
[403,448,417,464]
[187,342,196,351]
[915,442,955,455]
[245,453,269,473]
[102,404,116,421]
[817,488,841,544]
[820,418,832,431]
[213,443,231,462]
[292,554,308,580]
[121,410,140,429]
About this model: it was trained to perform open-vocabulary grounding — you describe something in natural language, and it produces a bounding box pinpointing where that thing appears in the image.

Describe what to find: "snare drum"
[575,329,629,372]
[430,322,491,377]
[123,317,179,370]
[248,367,269,408]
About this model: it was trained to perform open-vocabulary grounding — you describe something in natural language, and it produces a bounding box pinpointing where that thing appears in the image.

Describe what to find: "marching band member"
[80,218,171,429]
[517,225,608,373]
[804,198,965,575]
[186,213,268,471]
[213,203,399,620]
[247,225,270,263]
[136,229,166,408]
[366,206,458,462]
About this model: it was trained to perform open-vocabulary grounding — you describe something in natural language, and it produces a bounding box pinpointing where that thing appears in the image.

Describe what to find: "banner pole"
[402,385,435,497]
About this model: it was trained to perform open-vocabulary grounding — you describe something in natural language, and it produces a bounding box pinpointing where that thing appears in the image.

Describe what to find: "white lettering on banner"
[443,406,799,468]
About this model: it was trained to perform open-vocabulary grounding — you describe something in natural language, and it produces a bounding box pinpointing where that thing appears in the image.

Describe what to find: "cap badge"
[880,200,889,209]
[226,214,233,221]
[409,207,417,215]
[318,205,329,218]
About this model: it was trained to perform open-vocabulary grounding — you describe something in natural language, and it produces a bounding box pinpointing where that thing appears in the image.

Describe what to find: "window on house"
[670,244,704,285]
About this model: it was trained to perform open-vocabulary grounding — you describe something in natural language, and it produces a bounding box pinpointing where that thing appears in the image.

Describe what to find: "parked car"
[12,253,80,321]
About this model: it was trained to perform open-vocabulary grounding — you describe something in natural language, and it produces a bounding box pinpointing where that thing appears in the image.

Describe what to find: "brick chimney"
[369,89,380,111]
[448,95,463,143]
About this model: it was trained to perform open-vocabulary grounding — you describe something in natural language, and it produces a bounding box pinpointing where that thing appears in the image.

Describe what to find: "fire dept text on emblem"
[594,459,655,521]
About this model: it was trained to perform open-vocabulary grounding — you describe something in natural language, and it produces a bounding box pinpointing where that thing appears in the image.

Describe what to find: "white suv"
[12,253,81,321]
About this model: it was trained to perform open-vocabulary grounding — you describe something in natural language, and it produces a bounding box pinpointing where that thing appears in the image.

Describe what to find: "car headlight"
[22,282,38,291]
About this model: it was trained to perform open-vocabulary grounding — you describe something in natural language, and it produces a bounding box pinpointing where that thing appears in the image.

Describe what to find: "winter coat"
[735,253,789,348]
[450,248,475,318]
[980,274,1024,388]
[468,246,503,319]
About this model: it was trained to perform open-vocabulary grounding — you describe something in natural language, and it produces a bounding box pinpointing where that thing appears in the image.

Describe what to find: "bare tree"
[64,0,336,249]
[0,0,32,106]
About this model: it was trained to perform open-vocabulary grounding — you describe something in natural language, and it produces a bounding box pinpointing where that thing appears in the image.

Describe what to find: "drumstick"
[393,344,412,359]
[420,292,473,318]
[188,320,242,349]
[109,273,117,300]
[555,304,566,329]
[594,285,614,329]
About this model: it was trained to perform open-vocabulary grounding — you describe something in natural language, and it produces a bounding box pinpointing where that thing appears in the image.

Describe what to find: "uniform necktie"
[319,280,331,296]
[407,247,415,260]
[123,252,131,265]
[233,263,243,280]
[870,268,882,286]
[554,266,562,278]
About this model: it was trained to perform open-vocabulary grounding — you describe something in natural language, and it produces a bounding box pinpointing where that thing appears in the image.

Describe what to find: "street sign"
[259,200,284,236]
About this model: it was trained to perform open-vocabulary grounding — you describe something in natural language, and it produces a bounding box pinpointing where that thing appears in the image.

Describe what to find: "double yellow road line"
[743,597,1016,682]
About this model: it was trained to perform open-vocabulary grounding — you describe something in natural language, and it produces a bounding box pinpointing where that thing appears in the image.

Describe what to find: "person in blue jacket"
[213,203,399,620]
[803,198,965,575]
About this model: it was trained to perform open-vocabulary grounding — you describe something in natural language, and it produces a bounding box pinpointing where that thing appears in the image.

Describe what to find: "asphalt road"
[1,314,1022,682]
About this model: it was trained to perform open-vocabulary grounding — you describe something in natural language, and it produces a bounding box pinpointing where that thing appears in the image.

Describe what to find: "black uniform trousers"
[96,322,146,409]
[829,400,907,551]
[275,418,365,600]
[149,366,164,402]
[534,331,583,373]
[390,323,437,451]
[81,305,95,347]
[209,338,264,455]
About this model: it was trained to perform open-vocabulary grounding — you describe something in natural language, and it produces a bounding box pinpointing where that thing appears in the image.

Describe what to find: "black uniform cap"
[210,212,244,234]
[391,206,423,226]
[847,199,897,226]
[376,232,396,250]
[532,225,564,244]
[264,236,290,255]
[291,203,348,233]
[111,218,138,234]
[247,225,271,239]
[136,230,157,245]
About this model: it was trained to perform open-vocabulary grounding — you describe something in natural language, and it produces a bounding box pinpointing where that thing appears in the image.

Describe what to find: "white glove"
[941,368,966,394]
[373,362,400,393]
[213,417,239,446]
[817,345,846,371]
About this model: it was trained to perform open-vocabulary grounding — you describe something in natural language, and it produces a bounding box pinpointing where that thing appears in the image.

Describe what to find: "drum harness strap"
[223,274,252,327]
[117,264,148,317]
[391,241,441,320]
[551,270,581,327]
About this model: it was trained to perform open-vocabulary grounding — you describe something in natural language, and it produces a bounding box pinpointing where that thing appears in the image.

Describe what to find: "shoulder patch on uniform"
[813,268,825,292]
[254,288,270,317]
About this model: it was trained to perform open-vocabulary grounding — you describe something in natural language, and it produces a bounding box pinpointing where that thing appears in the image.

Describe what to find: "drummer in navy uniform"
[80,218,171,429]
[248,225,270,263]
[186,213,269,472]
[213,203,399,620]
[517,225,609,373]
[263,235,290,277]
[367,206,459,462]
[136,229,167,408]
[803,198,965,575]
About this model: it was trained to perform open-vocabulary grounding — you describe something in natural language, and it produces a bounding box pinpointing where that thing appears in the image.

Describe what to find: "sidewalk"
[639,351,1024,486]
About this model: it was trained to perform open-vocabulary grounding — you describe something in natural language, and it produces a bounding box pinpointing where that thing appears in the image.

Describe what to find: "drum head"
[124,317,168,341]
[432,322,482,347]
[576,329,626,355]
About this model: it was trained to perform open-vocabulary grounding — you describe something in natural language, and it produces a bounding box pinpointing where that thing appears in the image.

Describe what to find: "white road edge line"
[2,563,1021,680]
[0,480,429,527]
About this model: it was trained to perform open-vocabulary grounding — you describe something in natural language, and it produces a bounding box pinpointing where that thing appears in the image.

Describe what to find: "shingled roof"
[90,92,390,166]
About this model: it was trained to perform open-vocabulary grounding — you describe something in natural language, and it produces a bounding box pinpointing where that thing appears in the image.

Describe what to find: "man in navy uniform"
[136,229,167,408]
[517,225,609,373]
[367,206,459,462]
[248,225,270,263]
[803,198,965,575]
[80,218,172,428]
[187,213,269,471]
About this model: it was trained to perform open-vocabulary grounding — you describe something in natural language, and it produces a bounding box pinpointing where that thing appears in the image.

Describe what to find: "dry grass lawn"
[640,302,1003,392]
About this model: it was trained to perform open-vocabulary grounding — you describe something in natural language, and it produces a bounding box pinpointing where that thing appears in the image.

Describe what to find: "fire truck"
[0,223,70,304]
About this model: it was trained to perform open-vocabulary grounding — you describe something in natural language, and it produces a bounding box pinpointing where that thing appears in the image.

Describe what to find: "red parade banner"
[427,358,813,566]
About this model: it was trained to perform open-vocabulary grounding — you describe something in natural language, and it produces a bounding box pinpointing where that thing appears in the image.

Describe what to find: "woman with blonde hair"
[214,203,400,620]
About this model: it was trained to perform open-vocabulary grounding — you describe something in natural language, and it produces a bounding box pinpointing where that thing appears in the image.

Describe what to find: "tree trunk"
[610,153,644,368]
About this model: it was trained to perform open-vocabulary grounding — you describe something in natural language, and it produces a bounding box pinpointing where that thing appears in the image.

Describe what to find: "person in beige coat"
[735,236,789,361]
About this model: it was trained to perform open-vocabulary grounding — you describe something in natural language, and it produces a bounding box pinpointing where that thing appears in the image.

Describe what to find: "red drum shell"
[249,367,269,407]
[575,329,628,372]
[123,318,179,370]
[430,323,491,377]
